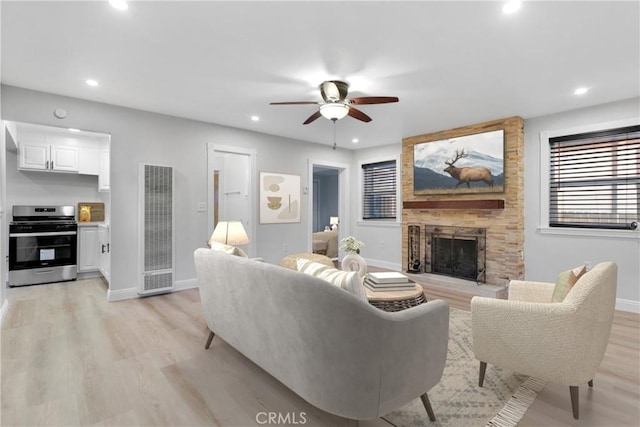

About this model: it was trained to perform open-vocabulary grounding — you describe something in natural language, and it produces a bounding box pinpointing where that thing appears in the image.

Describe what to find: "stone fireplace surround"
[401,117,525,292]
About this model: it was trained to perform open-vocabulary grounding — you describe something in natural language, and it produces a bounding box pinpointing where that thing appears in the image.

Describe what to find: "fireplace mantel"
[403,200,505,210]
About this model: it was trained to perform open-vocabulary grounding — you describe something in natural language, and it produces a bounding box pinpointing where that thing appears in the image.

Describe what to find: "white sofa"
[194,248,450,422]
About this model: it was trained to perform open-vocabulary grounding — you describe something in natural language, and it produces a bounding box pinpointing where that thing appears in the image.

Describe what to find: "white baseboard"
[107,280,198,302]
[616,298,640,313]
[107,287,139,302]
[364,258,402,273]
[175,278,198,291]
[0,298,8,325]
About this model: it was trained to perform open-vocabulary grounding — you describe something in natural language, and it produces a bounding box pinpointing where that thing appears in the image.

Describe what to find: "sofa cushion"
[209,242,248,258]
[552,265,587,302]
[297,259,367,302]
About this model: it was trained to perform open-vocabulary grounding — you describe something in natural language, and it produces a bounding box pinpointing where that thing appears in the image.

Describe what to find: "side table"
[365,283,426,312]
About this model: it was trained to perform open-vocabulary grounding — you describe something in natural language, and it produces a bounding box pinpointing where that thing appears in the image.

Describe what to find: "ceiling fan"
[270,80,399,125]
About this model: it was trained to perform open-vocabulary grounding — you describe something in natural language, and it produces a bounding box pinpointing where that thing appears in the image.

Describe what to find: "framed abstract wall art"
[259,172,301,224]
[413,129,505,195]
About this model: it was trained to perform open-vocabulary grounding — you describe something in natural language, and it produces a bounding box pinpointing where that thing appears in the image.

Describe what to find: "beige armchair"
[312,230,339,258]
[471,262,617,419]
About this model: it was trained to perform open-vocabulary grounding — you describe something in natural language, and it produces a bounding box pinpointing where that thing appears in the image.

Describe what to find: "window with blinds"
[549,124,639,230]
[362,160,397,220]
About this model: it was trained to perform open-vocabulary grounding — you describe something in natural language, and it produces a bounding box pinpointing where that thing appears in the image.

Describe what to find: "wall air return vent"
[138,163,175,295]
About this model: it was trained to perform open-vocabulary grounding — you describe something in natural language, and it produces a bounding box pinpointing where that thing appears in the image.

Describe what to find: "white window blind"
[549,125,639,230]
[362,160,396,220]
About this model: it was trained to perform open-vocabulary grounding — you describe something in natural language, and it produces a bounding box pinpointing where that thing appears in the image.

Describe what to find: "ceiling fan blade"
[348,107,372,123]
[350,96,399,105]
[270,101,321,105]
[303,110,322,125]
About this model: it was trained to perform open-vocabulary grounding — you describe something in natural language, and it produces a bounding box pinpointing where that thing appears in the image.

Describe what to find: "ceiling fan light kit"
[270,79,398,125]
[320,103,349,121]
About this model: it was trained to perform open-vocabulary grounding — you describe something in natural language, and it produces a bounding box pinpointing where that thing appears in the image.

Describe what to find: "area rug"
[384,308,545,427]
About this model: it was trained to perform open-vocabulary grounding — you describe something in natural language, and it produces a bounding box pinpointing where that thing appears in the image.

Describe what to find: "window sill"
[357,220,401,228]
[537,226,640,240]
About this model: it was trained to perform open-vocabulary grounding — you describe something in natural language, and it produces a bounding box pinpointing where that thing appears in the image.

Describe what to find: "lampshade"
[210,221,249,246]
[320,103,349,121]
[330,216,339,225]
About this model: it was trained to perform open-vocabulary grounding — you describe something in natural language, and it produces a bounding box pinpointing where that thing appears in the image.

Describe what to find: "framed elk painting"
[413,129,505,195]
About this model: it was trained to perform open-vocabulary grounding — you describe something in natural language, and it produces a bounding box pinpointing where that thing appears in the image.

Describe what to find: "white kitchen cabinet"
[19,142,79,172]
[78,146,99,175]
[98,224,111,283]
[98,148,110,191]
[78,226,100,272]
[19,143,49,170]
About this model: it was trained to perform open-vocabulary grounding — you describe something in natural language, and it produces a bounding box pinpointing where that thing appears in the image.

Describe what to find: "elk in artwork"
[443,149,494,188]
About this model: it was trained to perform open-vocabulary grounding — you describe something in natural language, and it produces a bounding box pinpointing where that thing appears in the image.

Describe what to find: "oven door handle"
[9,231,77,237]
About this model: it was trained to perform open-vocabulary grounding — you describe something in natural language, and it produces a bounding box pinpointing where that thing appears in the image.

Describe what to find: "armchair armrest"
[508,280,555,303]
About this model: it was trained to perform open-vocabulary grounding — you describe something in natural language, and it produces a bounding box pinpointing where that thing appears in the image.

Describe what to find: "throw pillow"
[209,242,248,258]
[297,259,367,301]
[552,265,587,302]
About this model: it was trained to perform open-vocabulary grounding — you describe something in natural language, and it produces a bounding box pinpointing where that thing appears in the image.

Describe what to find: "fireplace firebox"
[423,225,486,283]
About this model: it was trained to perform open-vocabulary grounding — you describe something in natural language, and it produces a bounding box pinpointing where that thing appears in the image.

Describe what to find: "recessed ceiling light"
[251,116,260,122]
[109,0,129,11]
[68,128,80,132]
[574,87,589,95]
[352,138,359,144]
[86,79,99,87]
[503,1,521,14]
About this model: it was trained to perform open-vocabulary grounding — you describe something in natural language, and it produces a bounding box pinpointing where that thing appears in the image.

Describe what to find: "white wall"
[0,1,7,323]
[1,85,353,298]
[5,149,102,207]
[524,98,640,312]
[350,143,403,271]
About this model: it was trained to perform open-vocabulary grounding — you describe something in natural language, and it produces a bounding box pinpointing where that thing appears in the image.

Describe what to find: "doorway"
[307,159,349,255]
[207,144,256,257]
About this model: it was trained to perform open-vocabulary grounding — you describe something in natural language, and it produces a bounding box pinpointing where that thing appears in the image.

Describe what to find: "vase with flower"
[340,236,367,277]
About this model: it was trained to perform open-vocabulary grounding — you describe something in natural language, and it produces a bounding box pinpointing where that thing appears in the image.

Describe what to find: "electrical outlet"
[197,202,207,212]
[283,243,288,252]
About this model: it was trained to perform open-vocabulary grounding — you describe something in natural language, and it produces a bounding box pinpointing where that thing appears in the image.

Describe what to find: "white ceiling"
[2,1,639,149]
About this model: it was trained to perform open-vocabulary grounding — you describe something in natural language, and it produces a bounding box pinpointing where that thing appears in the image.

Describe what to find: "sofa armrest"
[376,300,450,415]
[508,280,555,303]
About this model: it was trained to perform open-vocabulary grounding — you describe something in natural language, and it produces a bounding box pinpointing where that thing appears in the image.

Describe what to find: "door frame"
[307,159,349,256]
[207,143,257,257]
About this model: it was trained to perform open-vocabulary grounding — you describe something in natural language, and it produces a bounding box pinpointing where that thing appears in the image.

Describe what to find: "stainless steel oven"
[9,205,78,287]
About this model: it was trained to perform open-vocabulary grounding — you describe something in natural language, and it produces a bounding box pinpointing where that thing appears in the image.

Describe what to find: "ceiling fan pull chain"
[332,120,337,150]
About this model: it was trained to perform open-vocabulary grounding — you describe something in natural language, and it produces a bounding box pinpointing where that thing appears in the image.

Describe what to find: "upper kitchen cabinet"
[19,141,79,172]
[8,122,111,190]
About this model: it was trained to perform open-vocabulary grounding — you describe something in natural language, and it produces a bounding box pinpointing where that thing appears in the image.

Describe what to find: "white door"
[208,145,256,257]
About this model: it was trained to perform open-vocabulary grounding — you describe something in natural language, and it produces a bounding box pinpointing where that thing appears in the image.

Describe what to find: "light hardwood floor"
[1,278,638,426]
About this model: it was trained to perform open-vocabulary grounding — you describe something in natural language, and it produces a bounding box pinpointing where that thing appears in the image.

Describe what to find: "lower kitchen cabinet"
[77,224,110,283]
[98,224,111,283]
[78,225,100,272]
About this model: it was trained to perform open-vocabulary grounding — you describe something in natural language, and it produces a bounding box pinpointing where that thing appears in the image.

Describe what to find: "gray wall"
[3,84,638,311]
[524,98,640,310]
[349,144,402,271]
[1,85,353,296]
